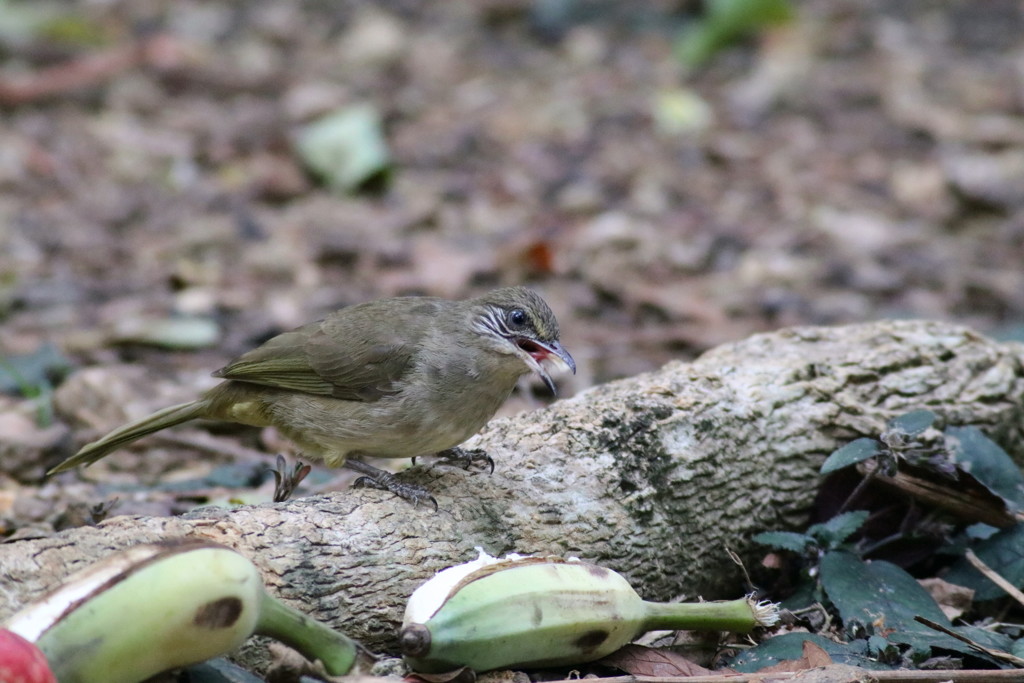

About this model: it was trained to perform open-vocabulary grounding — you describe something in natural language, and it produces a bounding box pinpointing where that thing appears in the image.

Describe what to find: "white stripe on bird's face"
[474,306,515,339]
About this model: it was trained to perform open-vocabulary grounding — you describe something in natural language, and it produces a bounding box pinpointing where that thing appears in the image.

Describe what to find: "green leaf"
[819,551,975,657]
[821,438,881,474]
[674,0,794,67]
[179,658,265,683]
[778,579,822,612]
[808,510,869,548]
[752,531,814,552]
[952,624,1014,654]
[865,635,897,660]
[944,525,1024,601]
[727,633,890,672]
[947,426,1024,508]
[0,342,71,396]
[887,622,1012,667]
[888,410,936,436]
[296,104,392,193]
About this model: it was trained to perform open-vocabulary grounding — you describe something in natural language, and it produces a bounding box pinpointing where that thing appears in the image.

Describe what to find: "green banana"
[4,540,358,683]
[401,551,778,673]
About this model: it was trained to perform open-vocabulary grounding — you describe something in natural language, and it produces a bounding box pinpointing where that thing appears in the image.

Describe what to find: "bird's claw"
[434,447,495,474]
[270,454,312,502]
[346,460,438,511]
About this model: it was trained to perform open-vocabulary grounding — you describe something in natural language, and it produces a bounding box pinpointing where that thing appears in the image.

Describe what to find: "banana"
[401,550,778,673]
[4,540,358,683]
[0,628,56,683]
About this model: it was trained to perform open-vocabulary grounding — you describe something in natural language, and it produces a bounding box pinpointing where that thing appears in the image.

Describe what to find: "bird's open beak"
[517,339,576,395]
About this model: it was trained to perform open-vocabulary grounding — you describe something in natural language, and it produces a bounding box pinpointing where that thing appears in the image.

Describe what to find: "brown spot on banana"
[574,629,610,652]
[193,597,244,629]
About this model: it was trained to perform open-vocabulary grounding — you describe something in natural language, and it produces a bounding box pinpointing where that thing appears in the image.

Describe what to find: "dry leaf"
[859,458,1017,528]
[599,644,722,677]
[918,577,975,621]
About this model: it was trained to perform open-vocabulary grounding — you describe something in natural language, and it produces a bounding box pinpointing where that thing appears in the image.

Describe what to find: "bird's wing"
[213,299,441,401]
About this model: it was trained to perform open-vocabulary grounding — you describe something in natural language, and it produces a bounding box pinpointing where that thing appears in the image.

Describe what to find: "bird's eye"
[508,309,528,327]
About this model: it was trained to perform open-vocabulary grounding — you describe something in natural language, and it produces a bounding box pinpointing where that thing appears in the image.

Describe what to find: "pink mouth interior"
[516,338,548,362]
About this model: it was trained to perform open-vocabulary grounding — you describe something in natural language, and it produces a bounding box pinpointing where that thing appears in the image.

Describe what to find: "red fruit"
[0,630,55,683]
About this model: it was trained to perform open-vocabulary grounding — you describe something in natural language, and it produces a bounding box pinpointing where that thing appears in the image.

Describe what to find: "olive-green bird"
[48,287,575,506]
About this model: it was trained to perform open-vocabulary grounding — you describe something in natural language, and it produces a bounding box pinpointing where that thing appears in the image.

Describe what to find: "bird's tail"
[48,400,208,475]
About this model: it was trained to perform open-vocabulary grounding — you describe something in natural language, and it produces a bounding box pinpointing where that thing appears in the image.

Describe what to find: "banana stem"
[255,592,359,675]
[640,596,778,634]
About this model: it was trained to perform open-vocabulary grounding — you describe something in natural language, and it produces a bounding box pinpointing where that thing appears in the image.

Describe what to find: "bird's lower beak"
[543,341,576,375]
[523,340,576,395]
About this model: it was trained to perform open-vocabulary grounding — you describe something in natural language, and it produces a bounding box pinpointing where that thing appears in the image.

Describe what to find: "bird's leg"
[434,447,495,474]
[344,459,438,511]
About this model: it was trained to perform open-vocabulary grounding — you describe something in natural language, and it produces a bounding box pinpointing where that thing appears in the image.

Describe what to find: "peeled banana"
[401,551,778,673]
[4,540,358,683]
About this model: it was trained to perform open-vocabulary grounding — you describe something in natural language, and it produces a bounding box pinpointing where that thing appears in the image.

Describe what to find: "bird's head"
[470,287,576,394]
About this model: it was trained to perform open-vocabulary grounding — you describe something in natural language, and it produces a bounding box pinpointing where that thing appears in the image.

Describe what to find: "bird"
[47,287,576,507]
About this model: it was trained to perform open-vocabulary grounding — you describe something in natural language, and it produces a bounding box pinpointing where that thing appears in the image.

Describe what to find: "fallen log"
[1,320,1022,654]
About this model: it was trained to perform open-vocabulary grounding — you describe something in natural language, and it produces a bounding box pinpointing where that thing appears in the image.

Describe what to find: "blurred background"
[1,0,1023,516]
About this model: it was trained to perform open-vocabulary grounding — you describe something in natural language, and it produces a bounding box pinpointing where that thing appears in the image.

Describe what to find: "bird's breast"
[404,352,522,437]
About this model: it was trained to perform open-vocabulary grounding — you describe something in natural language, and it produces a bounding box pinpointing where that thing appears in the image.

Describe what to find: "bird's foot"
[270,454,312,503]
[345,459,438,511]
[434,447,495,474]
